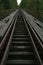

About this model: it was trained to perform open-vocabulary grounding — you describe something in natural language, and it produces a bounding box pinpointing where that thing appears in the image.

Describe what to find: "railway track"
[0,10,43,65]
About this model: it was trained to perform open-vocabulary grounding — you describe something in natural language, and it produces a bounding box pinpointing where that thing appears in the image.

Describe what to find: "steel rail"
[0,13,18,51]
[22,10,43,49]
[0,10,43,65]
[22,14,43,65]
[0,15,18,65]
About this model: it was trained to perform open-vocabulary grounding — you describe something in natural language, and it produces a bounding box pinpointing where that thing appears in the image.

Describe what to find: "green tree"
[2,0,10,9]
[0,0,17,9]
[8,0,17,9]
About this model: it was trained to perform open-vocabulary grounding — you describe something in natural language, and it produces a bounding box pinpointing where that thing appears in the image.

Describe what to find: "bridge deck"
[22,10,43,43]
[0,10,18,37]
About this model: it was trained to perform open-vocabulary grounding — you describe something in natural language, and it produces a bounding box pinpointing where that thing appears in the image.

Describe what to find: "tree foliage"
[0,0,17,9]
[21,0,43,21]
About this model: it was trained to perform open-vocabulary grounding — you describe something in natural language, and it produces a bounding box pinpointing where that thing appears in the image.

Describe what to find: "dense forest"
[0,0,17,9]
[0,0,17,20]
[0,0,43,22]
[20,0,43,22]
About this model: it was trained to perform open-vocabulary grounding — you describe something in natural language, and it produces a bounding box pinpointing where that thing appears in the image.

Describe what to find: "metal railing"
[22,12,43,65]
[0,14,18,65]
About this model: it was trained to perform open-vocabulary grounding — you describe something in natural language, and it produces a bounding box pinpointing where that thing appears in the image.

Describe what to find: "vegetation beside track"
[21,0,43,22]
[0,9,16,20]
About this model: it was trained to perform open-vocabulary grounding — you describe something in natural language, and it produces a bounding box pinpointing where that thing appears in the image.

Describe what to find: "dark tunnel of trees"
[0,0,43,22]
[0,0,17,9]
[20,0,43,21]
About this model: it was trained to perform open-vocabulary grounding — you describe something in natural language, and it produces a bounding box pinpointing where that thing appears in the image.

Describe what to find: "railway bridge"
[0,9,43,65]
